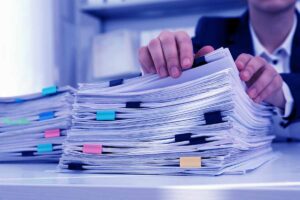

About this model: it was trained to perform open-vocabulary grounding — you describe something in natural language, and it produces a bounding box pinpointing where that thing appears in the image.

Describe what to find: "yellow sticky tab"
[180,157,201,168]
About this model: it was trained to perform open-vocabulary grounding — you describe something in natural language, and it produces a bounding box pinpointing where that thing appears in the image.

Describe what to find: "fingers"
[235,53,284,106]
[236,54,267,82]
[159,31,181,78]
[138,31,214,78]
[148,38,168,77]
[138,46,155,74]
[195,46,215,58]
[246,66,277,101]
[241,56,267,82]
[174,31,194,69]
[235,53,252,72]
[255,74,283,104]
[138,30,194,78]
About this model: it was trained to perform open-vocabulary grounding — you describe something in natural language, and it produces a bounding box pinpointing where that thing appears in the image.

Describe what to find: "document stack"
[59,48,276,175]
[0,86,75,162]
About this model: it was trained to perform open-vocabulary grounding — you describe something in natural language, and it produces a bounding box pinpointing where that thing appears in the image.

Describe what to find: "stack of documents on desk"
[0,86,75,162]
[59,48,276,175]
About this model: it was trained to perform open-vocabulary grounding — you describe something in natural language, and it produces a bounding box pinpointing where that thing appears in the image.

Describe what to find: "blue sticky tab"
[37,143,53,153]
[42,86,57,96]
[15,98,25,103]
[109,79,123,87]
[39,111,55,121]
[96,110,116,121]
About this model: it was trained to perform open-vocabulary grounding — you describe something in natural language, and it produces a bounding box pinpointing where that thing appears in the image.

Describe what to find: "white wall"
[0,0,57,97]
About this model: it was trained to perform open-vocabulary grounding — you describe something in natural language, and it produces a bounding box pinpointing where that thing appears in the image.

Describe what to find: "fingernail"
[248,88,257,98]
[159,67,168,77]
[182,58,191,68]
[236,61,243,70]
[242,71,249,80]
[171,67,180,78]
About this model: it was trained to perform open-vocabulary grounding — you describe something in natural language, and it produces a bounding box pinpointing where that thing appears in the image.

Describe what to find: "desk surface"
[0,143,299,200]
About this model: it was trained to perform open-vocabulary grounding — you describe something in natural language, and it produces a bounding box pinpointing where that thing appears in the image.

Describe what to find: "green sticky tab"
[1,118,29,126]
[42,86,57,96]
[37,143,53,153]
[96,110,116,121]
[15,118,30,125]
[1,118,11,125]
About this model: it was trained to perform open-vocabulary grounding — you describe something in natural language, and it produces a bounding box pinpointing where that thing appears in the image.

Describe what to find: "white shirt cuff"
[277,82,294,118]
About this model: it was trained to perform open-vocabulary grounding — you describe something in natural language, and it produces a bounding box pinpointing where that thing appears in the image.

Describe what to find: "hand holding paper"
[139,30,213,78]
[235,53,285,108]
[59,48,277,176]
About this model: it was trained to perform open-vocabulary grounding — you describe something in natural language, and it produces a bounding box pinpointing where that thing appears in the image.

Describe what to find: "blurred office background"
[0,0,300,97]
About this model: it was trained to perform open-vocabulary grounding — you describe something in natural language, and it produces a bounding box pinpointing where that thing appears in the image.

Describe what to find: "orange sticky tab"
[180,157,201,168]
[44,129,60,138]
[83,144,102,154]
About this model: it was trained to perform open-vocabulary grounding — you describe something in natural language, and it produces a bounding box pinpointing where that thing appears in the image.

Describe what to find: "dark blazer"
[192,11,300,125]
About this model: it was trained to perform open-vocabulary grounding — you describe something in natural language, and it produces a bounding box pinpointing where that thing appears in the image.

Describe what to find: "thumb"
[195,46,215,58]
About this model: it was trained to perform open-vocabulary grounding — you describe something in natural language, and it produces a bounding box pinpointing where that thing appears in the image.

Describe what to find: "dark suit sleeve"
[281,73,300,122]
[191,16,238,54]
[192,17,206,53]
[191,17,221,53]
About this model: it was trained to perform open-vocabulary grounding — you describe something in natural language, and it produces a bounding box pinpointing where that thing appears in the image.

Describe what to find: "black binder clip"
[175,133,192,142]
[109,79,123,87]
[204,111,223,125]
[68,163,84,170]
[189,136,209,145]
[21,151,35,157]
[192,56,207,68]
[126,101,142,108]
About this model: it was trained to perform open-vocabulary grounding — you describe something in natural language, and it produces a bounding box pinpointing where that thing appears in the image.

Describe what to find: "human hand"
[235,53,286,108]
[138,30,214,78]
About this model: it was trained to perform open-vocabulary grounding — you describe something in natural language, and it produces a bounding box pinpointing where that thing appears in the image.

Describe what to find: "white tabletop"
[0,142,299,200]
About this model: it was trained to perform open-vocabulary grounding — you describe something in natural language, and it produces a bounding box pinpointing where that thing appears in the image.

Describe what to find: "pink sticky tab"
[44,129,60,138]
[83,144,102,154]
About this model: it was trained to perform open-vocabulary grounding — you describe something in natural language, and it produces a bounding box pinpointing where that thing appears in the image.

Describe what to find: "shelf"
[81,0,247,19]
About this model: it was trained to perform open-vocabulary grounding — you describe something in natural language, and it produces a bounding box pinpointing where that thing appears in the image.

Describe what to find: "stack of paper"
[59,48,276,175]
[0,86,75,162]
